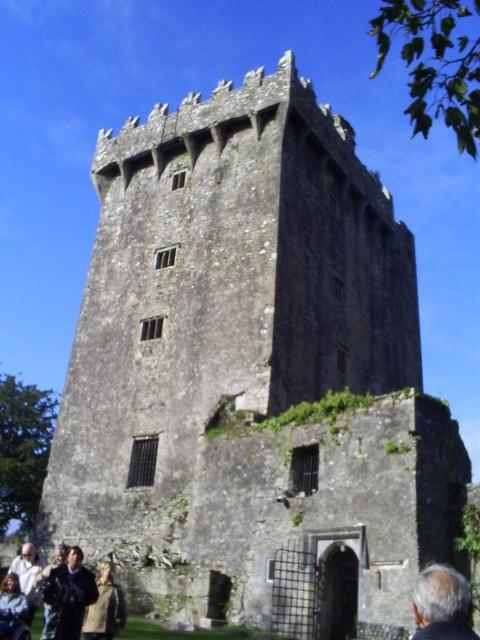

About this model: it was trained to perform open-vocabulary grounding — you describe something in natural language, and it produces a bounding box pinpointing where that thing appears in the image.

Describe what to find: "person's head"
[97,561,114,585]
[1,573,21,594]
[67,546,84,569]
[53,544,69,565]
[412,564,471,628]
[21,543,36,563]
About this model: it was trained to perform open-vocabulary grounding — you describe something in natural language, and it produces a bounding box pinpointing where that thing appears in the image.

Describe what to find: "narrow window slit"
[172,171,186,191]
[140,317,164,341]
[156,247,177,270]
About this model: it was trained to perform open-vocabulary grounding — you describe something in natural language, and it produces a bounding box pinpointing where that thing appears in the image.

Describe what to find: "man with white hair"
[412,564,479,640]
[8,543,43,597]
[8,542,44,623]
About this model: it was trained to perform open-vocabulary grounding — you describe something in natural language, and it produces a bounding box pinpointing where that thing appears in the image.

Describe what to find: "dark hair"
[70,545,84,562]
[1,573,21,594]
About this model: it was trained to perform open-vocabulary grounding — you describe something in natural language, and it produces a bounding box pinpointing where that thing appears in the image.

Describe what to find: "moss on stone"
[205,389,375,440]
[292,511,304,527]
[253,389,375,433]
[384,440,411,455]
[166,495,189,524]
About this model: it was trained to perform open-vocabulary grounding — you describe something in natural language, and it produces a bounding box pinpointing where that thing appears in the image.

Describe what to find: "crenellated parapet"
[92,50,393,221]
[92,51,295,176]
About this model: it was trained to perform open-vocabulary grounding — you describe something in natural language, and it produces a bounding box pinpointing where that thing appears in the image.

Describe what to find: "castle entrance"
[271,543,359,640]
[316,544,358,640]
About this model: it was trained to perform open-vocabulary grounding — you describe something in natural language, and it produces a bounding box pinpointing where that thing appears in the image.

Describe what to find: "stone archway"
[317,543,359,640]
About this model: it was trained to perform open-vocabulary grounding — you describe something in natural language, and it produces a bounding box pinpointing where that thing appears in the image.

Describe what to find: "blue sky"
[1,1,479,476]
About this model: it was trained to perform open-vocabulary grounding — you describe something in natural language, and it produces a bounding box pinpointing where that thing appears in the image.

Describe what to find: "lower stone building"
[38,391,471,639]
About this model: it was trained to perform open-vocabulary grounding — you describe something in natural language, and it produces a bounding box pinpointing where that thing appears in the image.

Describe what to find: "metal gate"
[271,548,317,640]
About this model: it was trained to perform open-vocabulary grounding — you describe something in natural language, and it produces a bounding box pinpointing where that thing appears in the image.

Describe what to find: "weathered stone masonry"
[38,52,470,639]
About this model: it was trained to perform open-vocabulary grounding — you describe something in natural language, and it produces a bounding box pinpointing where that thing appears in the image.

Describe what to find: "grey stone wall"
[270,97,422,411]
[187,395,420,630]
[415,396,471,567]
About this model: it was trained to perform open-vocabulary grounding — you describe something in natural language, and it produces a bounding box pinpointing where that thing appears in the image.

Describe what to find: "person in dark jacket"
[412,564,479,640]
[41,546,98,640]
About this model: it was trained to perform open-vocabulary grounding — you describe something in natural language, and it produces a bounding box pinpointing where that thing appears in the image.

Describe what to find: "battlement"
[92,51,394,221]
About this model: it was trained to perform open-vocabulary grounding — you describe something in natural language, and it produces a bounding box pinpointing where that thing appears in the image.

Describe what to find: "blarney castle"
[38,52,473,640]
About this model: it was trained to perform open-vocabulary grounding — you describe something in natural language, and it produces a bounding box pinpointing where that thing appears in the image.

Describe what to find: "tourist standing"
[82,561,127,639]
[36,544,69,624]
[42,546,98,640]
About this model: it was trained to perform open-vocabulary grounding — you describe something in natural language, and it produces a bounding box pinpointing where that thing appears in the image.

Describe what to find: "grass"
[31,616,268,640]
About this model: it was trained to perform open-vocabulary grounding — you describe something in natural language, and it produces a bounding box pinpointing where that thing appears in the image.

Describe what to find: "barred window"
[140,317,164,341]
[172,171,186,191]
[127,437,158,488]
[290,445,319,496]
[155,247,177,270]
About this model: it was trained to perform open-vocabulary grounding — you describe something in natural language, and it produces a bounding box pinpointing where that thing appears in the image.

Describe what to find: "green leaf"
[405,98,427,118]
[401,42,414,65]
[445,106,467,127]
[378,30,391,54]
[369,16,384,31]
[441,16,456,37]
[412,113,433,139]
[469,89,480,106]
[431,33,454,58]
[384,2,407,22]
[475,0,480,15]
[448,77,468,100]
[456,127,477,158]
[370,32,391,78]
[410,0,426,9]
[468,67,480,82]
[458,35,469,52]
[466,105,480,130]
[408,64,436,98]
[411,36,424,58]
[406,13,422,34]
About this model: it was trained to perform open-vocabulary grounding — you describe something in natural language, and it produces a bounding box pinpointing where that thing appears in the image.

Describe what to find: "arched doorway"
[317,543,358,640]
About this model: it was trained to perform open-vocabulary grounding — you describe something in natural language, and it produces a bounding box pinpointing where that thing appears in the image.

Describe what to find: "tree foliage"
[455,503,480,607]
[455,503,480,563]
[0,373,58,537]
[370,0,480,157]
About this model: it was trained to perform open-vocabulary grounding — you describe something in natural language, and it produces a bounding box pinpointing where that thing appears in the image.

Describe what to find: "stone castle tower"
[38,53,468,640]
